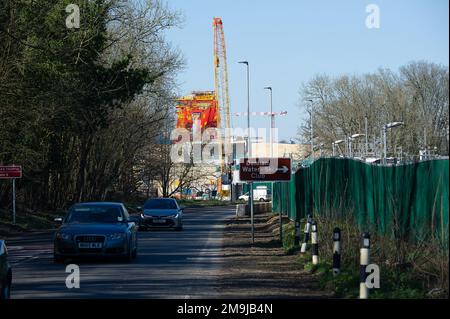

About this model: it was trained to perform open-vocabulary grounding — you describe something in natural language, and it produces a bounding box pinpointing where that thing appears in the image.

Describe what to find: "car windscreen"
[65,206,124,223]
[144,199,177,210]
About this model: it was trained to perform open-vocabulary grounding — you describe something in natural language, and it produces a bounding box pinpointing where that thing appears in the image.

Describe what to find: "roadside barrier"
[236,202,272,217]
[235,204,246,217]
[300,215,312,253]
[359,232,370,299]
[311,220,319,265]
[332,227,341,276]
[272,158,449,246]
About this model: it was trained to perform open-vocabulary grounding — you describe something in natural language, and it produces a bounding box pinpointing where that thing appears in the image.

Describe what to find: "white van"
[238,186,271,202]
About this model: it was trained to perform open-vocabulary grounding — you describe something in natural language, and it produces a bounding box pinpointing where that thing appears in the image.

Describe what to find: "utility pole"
[264,86,275,225]
[383,122,404,164]
[349,137,353,158]
[383,126,387,165]
[332,140,344,157]
[308,99,314,160]
[345,135,349,157]
[239,61,250,158]
[365,116,368,158]
[424,127,428,160]
[239,60,254,244]
[264,87,273,157]
[311,111,314,159]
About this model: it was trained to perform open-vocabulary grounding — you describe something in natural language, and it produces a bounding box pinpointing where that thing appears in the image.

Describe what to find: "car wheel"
[132,247,137,259]
[53,253,64,264]
[123,242,133,262]
[1,273,11,300]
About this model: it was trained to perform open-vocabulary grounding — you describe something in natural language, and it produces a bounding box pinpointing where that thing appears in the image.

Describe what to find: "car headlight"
[56,232,72,240]
[169,213,179,218]
[107,233,126,240]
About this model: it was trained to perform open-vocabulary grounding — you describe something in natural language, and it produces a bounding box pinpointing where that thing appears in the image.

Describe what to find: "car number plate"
[78,242,103,249]
[153,219,166,224]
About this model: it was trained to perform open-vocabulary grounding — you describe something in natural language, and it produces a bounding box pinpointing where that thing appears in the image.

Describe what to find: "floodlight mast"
[383,122,404,164]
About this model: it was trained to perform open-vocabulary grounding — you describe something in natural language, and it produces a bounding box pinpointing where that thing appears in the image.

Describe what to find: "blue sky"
[164,0,449,142]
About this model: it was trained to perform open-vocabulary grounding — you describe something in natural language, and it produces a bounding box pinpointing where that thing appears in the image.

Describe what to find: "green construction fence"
[273,158,449,245]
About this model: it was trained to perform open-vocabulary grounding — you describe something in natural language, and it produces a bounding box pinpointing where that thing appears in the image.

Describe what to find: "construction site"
[173,18,306,200]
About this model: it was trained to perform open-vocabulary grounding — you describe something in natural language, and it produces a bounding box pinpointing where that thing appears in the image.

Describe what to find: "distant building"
[250,142,309,161]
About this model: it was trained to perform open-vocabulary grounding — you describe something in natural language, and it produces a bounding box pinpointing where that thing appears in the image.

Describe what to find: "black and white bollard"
[332,227,341,276]
[359,232,370,299]
[311,220,319,265]
[300,215,312,253]
[294,220,300,246]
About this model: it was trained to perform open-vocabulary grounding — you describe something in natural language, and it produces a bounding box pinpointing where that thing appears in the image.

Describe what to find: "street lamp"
[238,60,254,244]
[307,99,314,160]
[383,122,404,164]
[385,121,404,129]
[349,133,365,158]
[332,139,344,156]
[239,61,250,158]
[264,86,273,157]
[319,143,324,157]
[364,116,368,157]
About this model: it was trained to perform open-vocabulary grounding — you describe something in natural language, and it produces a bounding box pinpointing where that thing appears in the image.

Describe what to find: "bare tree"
[297,62,449,159]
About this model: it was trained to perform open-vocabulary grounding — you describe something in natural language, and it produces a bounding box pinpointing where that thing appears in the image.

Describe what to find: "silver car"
[138,198,183,231]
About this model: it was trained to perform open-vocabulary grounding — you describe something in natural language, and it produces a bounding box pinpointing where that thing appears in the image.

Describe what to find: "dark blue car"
[53,202,138,263]
[0,239,12,299]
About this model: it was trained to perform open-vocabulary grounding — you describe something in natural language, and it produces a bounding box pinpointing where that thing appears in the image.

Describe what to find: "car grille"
[106,247,125,254]
[143,219,175,227]
[78,248,103,253]
[75,235,105,243]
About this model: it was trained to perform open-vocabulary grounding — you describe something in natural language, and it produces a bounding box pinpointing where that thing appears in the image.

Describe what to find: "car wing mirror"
[128,215,141,223]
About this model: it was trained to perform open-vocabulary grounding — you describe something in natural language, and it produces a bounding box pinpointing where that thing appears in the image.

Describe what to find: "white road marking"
[8,245,52,265]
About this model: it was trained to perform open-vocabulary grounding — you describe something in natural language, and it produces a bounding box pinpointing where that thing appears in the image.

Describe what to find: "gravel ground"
[218,212,334,299]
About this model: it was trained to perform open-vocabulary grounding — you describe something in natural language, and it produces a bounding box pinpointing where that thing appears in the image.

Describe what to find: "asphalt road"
[5,205,235,299]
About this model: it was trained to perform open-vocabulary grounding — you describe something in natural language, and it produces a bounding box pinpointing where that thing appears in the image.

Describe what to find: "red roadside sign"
[0,166,22,179]
[239,158,291,182]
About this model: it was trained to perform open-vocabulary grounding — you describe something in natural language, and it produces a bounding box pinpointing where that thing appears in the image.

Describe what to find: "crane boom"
[213,17,232,194]
[213,18,231,159]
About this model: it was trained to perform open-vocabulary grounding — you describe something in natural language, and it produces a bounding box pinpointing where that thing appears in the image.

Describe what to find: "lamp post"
[383,122,404,165]
[239,60,254,244]
[332,139,344,156]
[349,134,365,158]
[348,136,352,158]
[307,99,314,160]
[264,86,273,157]
[239,61,250,158]
[365,116,368,158]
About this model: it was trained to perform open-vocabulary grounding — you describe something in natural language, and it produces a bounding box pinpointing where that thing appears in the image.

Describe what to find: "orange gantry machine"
[176,91,218,131]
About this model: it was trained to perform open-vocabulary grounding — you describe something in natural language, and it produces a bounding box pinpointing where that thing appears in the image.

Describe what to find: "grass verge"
[0,207,59,237]
[280,217,448,299]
